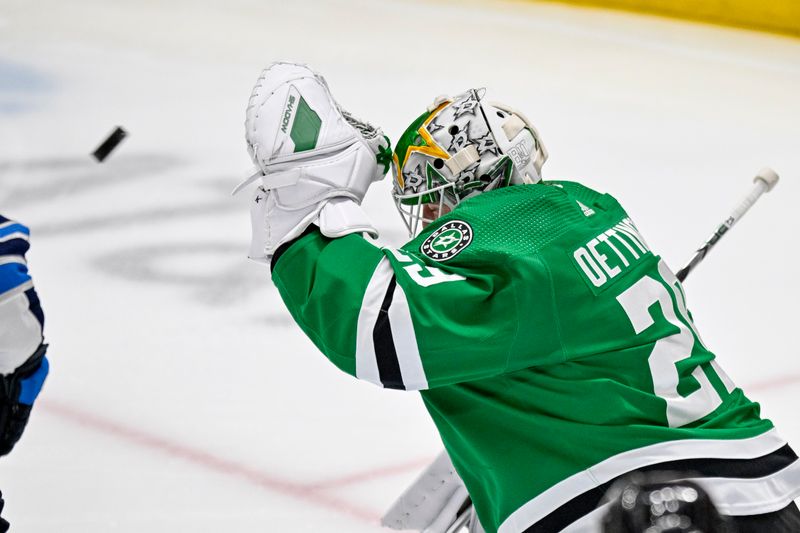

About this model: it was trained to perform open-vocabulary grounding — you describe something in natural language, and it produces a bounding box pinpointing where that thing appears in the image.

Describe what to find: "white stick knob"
[755,167,780,192]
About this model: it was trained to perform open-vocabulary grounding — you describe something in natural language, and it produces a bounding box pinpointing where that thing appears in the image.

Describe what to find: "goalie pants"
[728,501,800,533]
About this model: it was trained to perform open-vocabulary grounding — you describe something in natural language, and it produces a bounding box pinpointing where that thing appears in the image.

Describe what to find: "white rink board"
[0,0,799,530]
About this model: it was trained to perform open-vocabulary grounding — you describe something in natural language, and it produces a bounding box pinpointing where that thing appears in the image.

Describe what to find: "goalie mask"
[392,88,548,235]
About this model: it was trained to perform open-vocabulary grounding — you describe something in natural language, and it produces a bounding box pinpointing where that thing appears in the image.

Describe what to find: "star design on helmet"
[472,131,499,156]
[457,161,480,183]
[451,92,480,119]
[448,129,470,152]
[427,117,444,135]
[405,164,425,192]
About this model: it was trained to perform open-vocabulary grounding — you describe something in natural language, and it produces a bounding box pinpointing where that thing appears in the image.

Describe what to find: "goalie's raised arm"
[270,229,526,391]
[242,69,561,391]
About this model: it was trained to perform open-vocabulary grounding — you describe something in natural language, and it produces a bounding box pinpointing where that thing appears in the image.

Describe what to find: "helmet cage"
[392,155,516,235]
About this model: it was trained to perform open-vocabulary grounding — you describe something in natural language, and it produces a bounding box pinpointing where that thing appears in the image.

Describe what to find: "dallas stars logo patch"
[420,221,473,261]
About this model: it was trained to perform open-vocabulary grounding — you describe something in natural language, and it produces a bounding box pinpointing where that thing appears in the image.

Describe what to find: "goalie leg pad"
[382,451,476,533]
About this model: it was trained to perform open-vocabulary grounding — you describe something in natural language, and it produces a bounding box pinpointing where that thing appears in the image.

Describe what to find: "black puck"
[92,126,128,162]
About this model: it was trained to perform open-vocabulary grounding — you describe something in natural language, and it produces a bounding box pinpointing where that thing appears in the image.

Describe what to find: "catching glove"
[235,62,391,262]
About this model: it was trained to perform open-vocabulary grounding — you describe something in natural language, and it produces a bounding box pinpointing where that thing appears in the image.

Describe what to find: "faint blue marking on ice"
[0,60,52,92]
[0,59,53,115]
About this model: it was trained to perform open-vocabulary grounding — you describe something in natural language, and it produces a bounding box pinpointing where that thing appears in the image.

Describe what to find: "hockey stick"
[676,167,779,282]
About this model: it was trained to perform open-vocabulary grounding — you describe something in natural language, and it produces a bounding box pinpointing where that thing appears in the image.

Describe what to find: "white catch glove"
[235,62,392,263]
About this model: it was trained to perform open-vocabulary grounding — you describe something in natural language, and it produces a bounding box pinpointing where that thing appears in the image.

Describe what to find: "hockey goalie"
[237,62,800,532]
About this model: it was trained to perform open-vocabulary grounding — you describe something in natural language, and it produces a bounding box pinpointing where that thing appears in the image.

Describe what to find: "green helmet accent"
[393,110,436,178]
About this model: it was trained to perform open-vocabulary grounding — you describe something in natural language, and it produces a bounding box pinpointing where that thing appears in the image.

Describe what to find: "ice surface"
[0,0,798,530]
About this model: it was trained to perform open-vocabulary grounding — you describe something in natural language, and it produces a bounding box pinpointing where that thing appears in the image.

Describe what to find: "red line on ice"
[38,399,425,525]
[307,456,432,490]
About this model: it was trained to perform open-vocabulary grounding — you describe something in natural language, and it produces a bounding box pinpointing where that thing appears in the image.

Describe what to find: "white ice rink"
[1,0,799,530]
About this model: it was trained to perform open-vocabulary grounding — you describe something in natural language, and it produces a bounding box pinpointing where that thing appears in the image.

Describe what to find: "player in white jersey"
[0,215,50,532]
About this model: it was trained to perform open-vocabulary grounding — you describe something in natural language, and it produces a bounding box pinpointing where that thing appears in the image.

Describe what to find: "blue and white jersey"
[0,215,44,375]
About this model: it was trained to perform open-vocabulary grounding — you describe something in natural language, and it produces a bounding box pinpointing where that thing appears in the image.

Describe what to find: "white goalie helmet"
[391,88,548,235]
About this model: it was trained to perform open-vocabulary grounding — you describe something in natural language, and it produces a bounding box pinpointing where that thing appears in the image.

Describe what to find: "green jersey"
[271,182,799,532]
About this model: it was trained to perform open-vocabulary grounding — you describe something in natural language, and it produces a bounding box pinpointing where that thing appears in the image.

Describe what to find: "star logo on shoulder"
[420,220,474,261]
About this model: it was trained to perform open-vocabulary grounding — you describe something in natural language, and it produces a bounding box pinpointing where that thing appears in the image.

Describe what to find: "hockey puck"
[92,126,128,162]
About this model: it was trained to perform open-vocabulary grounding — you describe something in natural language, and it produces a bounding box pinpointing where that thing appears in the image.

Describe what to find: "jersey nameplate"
[571,217,651,293]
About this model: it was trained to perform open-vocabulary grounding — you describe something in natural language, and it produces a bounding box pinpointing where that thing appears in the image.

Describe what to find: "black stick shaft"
[676,171,776,282]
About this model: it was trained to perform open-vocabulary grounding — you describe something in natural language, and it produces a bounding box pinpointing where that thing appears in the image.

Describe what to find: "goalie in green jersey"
[238,62,800,533]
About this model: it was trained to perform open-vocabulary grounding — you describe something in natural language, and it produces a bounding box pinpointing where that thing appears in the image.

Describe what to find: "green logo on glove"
[289,96,321,153]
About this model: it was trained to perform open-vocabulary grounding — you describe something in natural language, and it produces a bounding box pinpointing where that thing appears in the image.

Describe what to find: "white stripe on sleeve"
[0,231,30,244]
[389,283,428,390]
[0,255,27,267]
[355,257,394,387]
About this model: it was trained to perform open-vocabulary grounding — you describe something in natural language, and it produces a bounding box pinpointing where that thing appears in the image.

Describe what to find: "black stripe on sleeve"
[373,276,405,390]
[524,444,799,533]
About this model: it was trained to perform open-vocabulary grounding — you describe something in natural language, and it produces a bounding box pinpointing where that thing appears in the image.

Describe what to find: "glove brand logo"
[420,220,473,261]
[281,95,297,134]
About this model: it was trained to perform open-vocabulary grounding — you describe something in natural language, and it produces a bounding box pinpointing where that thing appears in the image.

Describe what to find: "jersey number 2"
[616,260,735,428]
